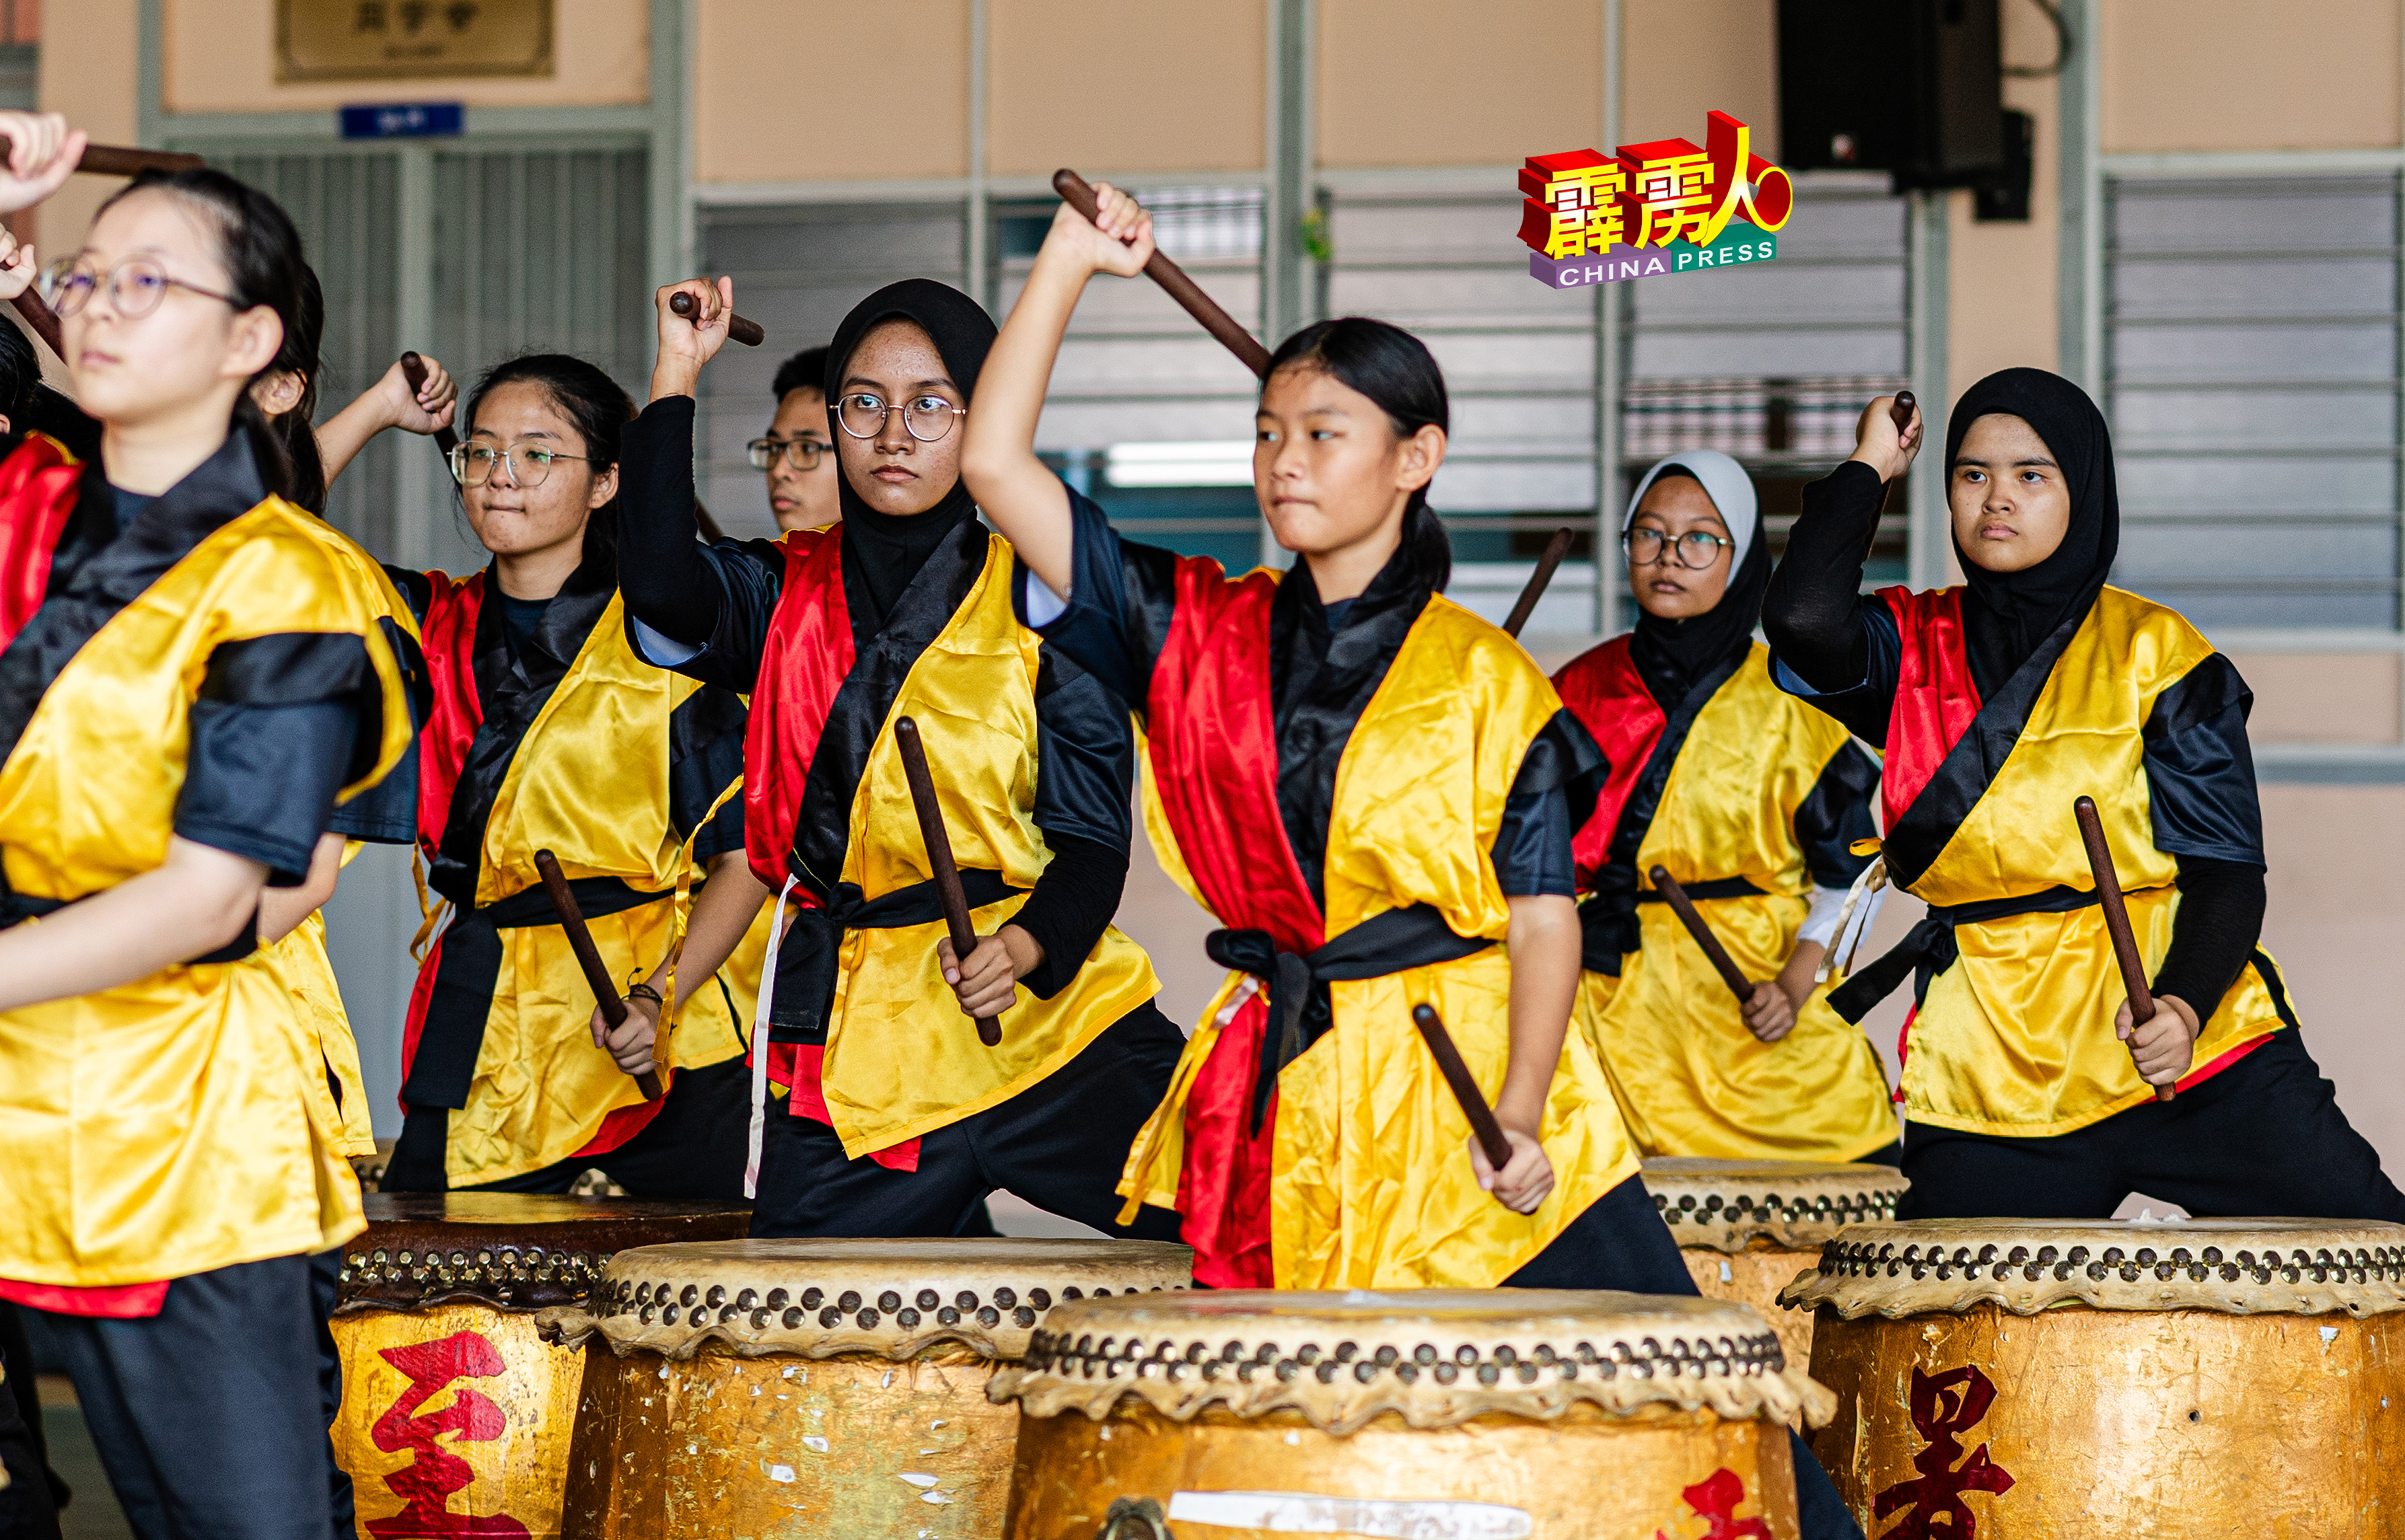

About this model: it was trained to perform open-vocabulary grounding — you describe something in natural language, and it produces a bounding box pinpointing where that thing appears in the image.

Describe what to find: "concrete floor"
[33,1379,131,1540]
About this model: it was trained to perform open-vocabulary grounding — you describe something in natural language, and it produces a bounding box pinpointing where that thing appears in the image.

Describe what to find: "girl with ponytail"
[0,141,417,1533]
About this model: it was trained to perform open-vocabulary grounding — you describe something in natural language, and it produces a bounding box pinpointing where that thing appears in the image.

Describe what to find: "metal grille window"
[1624,173,1910,586]
[697,201,968,541]
[2104,174,2400,631]
[996,186,1265,573]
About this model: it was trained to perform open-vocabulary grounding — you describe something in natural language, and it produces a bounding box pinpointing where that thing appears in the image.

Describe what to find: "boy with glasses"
[752,345,838,533]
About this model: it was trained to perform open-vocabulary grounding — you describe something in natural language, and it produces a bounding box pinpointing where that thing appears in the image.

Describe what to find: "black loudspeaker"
[1779,0,2004,190]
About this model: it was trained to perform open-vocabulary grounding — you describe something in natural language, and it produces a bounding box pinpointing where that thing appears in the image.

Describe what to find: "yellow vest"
[1578,646,1897,1160]
[0,499,414,1286]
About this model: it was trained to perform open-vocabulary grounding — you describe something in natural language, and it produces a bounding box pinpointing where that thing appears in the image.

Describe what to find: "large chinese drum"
[330,1194,752,1540]
[992,1288,1836,1539]
[538,1237,1193,1538]
[1646,1157,1906,1374]
[1785,1218,2405,1537]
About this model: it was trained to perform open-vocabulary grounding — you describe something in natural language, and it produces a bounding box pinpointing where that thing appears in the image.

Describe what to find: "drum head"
[1783,1216,2405,1319]
[994,1287,1832,1435]
[544,1236,1194,1363]
[1641,1157,1908,1253]
[339,1193,754,1315]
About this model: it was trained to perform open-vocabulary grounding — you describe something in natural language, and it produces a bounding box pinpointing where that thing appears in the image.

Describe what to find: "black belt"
[1577,871,1761,976]
[1825,883,2165,1025]
[401,875,668,1109]
[765,869,1024,1043]
[1206,904,1496,1133]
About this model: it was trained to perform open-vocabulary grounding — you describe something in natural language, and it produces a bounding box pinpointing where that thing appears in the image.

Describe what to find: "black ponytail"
[460,353,635,571]
[1266,316,1453,591]
[273,265,328,513]
[100,168,313,505]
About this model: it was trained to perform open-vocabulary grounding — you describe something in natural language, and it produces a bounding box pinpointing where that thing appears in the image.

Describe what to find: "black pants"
[385,1055,752,1198]
[752,1001,1186,1240]
[31,1255,332,1540]
[1504,1173,1864,1540]
[0,1303,59,1540]
[1898,1029,2405,1222]
[305,1253,353,1540]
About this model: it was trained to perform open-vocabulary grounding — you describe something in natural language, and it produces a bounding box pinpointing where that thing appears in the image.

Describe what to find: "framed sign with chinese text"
[276,0,554,83]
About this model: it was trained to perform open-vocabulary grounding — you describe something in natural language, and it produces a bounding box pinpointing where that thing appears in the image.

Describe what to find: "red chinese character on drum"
[1873,1366,2017,1539]
[367,1331,531,1539]
[1655,1467,1772,1540]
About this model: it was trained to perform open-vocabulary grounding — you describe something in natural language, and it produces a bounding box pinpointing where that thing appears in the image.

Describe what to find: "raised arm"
[961,184,1158,597]
[620,279,745,651]
[1760,394,1921,692]
[317,355,457,486]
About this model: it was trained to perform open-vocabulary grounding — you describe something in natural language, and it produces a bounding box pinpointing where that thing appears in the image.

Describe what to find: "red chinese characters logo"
[1519,112,1794,260]
[1873,1365,2016,1539]
[367,1331,530,1539]
[1655,1467,1772,1540]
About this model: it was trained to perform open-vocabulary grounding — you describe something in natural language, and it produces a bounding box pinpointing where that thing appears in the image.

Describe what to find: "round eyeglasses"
[748,435,829,472]
[448,440,602,489]
[40,256,242,320]
[834,392,966,443]
[1624,527,1733,570]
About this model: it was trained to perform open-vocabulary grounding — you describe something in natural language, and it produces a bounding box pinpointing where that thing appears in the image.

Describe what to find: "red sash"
[1552,636,1665,891]
[0,434,84,654]
[1877,587,1982,826]
[1143,562,1328,1286]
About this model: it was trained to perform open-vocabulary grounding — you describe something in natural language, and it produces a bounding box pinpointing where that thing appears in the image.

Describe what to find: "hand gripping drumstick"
[1502,526,1577,640]
[668,290,765,348]
[894,717,1004,1048]
[2074,796,2178,1103]
[1648,866,1754,1004]
[534,850,666,1101]
[397,352,460,457]
[1410,1004,1515,1171]
[1054,169,1274,379]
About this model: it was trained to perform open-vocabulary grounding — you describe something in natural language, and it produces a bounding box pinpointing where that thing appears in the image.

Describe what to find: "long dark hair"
[460,353,635,570]
[1265,316,1452,590]
[269,264,328,512]
[98,168,312,504]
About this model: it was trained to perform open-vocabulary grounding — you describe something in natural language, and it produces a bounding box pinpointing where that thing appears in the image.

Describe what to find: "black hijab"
[822,279,997,623]
[1943,367,2118,700]
[1624,451,1769,710]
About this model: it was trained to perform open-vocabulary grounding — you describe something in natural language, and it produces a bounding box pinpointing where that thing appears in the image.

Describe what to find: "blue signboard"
[339,102,465,140]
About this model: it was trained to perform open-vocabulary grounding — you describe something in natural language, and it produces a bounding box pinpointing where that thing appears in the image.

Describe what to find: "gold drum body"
[993,1288,1836,1540]
[1645,1157,1906,1374]
[534,1236,1193,1539]
[1785,1217,2405,1539]
[329,1193,752,1540]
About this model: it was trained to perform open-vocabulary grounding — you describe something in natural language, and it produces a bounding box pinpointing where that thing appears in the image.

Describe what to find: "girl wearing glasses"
[1764,371,2405,1224]
[754,344,839,531]
[1552,450,1894,1167]
[0,152,417,1533]
[370,354,766,1200]
[616,277,1184,1243]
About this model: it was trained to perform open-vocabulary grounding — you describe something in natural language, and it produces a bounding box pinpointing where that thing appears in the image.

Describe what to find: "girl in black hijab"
[1554,449,1890,1165]
[1762,367,2405,1224]
[616,276,1187,1243]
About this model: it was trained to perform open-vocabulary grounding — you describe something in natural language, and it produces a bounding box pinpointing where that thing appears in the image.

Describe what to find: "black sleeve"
[669,680,749,860]
[617,395,789,689]
[1763,459,1889,694]
[2153,856,2267,1014]
[1011,484,1184,712]
[1492,709,1608,898]
[1011,643,1138,998]
[328,612,431,846]
[1795,738,1881,888]
[177,633,386,883]
[2143,653,2265,866]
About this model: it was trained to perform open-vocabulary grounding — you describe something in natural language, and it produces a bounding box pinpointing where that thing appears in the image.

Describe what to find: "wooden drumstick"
[534,849,666,1102]
[1053,168,1274,379]
[668,290,764,348]
[9,290,59,363]
[1410,1004,1515,1171]
[2074,796,2177,1103]
[1503,527,1577,639]
[894,717,1003,1048]
[0,138,203,178]
[1890,390,1916,437]
[1648,866,1754,1004]
[398,351,460,457]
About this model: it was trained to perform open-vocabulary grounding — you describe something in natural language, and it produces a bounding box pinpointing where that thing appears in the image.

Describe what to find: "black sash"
[1824,883,2167,1024]
[400,875,667,1109]
[764,868,1024,1043]
[1206,904,1497,1132]
[1577,872,1763,975]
